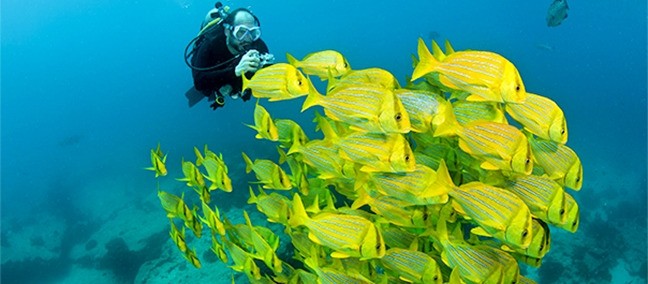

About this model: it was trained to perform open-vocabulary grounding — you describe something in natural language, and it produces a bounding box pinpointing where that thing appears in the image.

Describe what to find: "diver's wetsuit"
[191,26,269,108]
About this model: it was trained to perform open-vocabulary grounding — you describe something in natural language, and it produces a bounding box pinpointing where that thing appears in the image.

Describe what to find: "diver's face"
[225,13,258,53]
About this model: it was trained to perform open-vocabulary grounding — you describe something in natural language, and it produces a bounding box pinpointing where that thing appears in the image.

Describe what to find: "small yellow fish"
[210,234,228,263]
[505,92,568,144]
[450,181,533,250]
[412,38,526,104]
[335,132,416,173]
[327,67,399,91]
[202,157,233,192]
[242,211,283,274]
[395,89,449,133]
[452,100,508,126]
[302,84,411,134]
[287,139,354,180]
[183,247,202,268]
[380,248,443,283]
[355,162,451,207]
[169,220,187,253]
[247,186,291,224]
[145,148,167,177]
[504,174,567,225]
[245,101,279,141]
[241,152,292,190]
[436,120,533,175]
[434,216,520,284]
[286,50,351,80]
[177,160,206,189]
[527,134,583,190]
[289,194,386,260]
[199,201,226,236]
[242,63,310,102]
[222,237,262,280]
[557,192,579,233]
[274,119,309,150]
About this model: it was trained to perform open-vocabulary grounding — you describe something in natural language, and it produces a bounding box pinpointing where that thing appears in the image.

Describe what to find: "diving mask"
[230,25,261,41]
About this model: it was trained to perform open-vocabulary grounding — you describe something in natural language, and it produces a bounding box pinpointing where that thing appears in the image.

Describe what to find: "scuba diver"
[184,2,274,110]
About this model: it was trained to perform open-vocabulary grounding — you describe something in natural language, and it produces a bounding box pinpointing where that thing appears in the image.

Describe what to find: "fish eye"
[394,113,402,121]
[576,176,581,182]
[539,243,544,251]
[433,276,438,281]
[515,85,520,91]
[560,208,565,215]
[404,154,410,162]
[525,158,530,165]
[376,243,382,250]
[522,229,529,238]
[561,129,565,135]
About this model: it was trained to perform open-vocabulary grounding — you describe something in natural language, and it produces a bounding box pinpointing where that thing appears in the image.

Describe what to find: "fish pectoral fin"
[465,94,490,102]
[470,227,493,237]
[480,161,500,170]
[330,251,353,259]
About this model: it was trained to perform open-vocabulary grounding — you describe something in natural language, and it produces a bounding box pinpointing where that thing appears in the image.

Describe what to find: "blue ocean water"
[1,0,646,283]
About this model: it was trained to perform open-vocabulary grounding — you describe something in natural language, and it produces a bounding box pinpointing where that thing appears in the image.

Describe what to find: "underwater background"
[1,0,646,283]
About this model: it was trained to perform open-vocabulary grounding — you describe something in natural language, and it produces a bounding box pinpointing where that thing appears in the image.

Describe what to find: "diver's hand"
[235,49,261,77]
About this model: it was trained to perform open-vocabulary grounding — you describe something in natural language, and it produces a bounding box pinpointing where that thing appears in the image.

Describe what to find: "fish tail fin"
[411,38,440,81]
[277,146,288,165]
[194,146,205,166]
[241,152,253,173]
[242,72,251,93]
[247,186,258,204]
[301,78,323,112]
[288,194,308,227]
[432,100,460,137]
[435,159,456,189]
[286,52,299,67]
[316,114,339,143]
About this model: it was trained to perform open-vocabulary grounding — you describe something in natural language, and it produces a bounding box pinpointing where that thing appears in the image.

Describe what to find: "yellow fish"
[183,247,202,268]
[145,148,167,177]
[201,156,232,192]
[241,152,292,190]
[199,201,226,236]
[504,174,567,225]
[335,132,416,173]
[275,118,309,150]
[412,38,526,104]
[287,139,354,180]
[380,248,443,283]
[157,190,188,220]
[355,162,451,207]
[289,194,386,260]
[247,186,291,225]
[177,160,206,189]
[327,67,399,92]
[452,100,508,126]
[169,220,187,253]
[436,120,533,175]
[241,63,310,102]
[434,216,520,284]
[245,101,279,141]
[450,181,533,250]
[505,92,568,144]
[557,192,580,233]
[242,211,283,274]
[286,50,351,80]
[395,89,450,133]
[302,84,411,134]
[527,134,583,190]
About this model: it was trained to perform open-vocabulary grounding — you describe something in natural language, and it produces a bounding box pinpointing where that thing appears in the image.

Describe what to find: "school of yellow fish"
[151,38,583,283]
